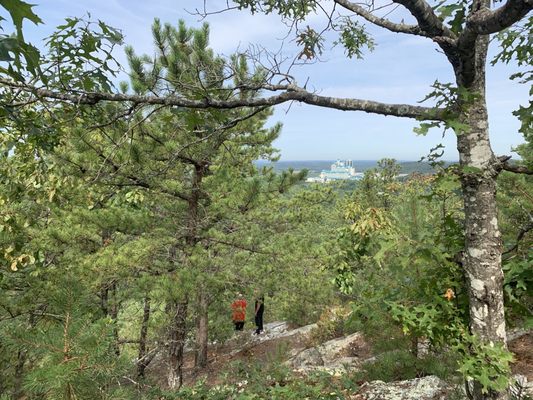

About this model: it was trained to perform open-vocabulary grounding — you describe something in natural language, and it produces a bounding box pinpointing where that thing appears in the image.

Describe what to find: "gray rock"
[292,346,324,367]
[510,375,533,399]
[320,332,363,364]
[278,323,317,338]
[358,376,460,400]
[289,331,365,370]
[507,328,531,342]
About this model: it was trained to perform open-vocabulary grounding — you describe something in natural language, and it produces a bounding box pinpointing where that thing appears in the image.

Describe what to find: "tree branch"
[457,0,531,79]
[498,155,533,175]
[0,78,447,121]
[465,0,532,35]
[334,0,424,36]
[201,237,276,255]
[392,0,457,39]
[502,164,533,175]
[502,221,533,257]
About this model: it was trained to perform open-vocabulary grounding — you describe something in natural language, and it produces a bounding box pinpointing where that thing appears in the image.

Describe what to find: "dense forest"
[0,1,531,400]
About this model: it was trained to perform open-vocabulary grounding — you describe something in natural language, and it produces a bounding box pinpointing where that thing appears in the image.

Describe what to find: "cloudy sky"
[17,0,530,161]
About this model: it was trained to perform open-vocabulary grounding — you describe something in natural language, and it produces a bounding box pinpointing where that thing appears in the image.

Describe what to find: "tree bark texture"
[455,31,508,400]
[109,281,120,356]
[166,299,188,389]
[12,349,26,400]
[166,163,206,387]
[99,280,120,356]
[194,290,209,369]
[136,296,151,378]
[99,285,109,316]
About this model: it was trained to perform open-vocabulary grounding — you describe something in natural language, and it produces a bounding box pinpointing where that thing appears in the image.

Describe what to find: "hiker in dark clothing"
[254,295,264,334]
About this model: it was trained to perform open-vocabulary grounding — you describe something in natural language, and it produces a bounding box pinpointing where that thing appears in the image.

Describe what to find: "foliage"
[0,17,341,398]
[497,170,533,326]
[154,355,351,400]
[503,255,533,326]
[0,0,42,79]
[44,16,123,91]
[330,160,524,393]
[333,18,375,59]
[354,349,458,383]
[307,305,350,347]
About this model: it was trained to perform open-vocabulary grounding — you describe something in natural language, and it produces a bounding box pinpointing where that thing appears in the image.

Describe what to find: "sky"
[13,0,530,161]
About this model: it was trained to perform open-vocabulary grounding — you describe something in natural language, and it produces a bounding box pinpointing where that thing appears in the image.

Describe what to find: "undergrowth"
[153,343,359,400]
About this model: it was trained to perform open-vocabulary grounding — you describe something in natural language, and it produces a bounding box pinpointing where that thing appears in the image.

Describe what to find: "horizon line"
[257,159,461,163]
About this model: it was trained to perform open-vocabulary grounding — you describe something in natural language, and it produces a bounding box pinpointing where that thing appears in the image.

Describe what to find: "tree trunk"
[109,281,120,356]
[136,295,151,378]
[12,349,25,400]
[166,299,188,390]
[99,285,109,316]
[99,280,120,355]
[188,164,209,369]
[194,289,209,369]
[455,32,508,400]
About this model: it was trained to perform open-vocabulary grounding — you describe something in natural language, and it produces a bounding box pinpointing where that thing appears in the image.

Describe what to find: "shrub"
[307,305,350,347]
[354,349,459,383]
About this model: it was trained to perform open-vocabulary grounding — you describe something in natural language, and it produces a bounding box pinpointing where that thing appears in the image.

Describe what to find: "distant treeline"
[256,160,455,176]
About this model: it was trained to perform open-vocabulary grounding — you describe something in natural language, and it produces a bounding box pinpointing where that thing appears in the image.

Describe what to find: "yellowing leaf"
[444,288,455,301]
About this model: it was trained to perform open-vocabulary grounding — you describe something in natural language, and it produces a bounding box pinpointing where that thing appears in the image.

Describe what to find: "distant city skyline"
[16,1,529,161]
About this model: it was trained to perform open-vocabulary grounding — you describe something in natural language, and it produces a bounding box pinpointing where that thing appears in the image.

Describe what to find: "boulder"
[320,332,364,364]
[292,346,324,367]
[279,323,317,338]
[289,332,366,371]
[355,376,460,400]
[250,321,290,342]
[511,375,533,399]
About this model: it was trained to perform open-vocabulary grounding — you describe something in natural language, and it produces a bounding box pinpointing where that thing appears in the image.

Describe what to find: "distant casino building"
[306,160,363,183]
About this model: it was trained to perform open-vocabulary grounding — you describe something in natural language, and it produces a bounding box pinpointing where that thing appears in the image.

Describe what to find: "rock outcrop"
[353,376,460,400]
[289,332,366,374]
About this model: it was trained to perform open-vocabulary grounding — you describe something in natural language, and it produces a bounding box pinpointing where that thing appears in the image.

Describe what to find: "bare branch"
[118,339,141,345]
[334,0,424,36]
[0,78,446,121]
[502,221,533,257]
[201,237,276,255]
[502,164,533,175]
[393,0,457,39]
[498,155,533,175]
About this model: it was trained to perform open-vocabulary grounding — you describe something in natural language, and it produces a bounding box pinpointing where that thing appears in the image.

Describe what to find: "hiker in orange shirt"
[231,293,247,331]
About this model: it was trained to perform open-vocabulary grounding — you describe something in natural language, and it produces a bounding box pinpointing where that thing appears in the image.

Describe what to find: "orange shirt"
[231,299,247,322]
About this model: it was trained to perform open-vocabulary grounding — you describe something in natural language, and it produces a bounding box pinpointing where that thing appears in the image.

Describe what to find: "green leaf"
[438,4,462,20]
[414,122,439,136]
[445,119,470,134]
[0,0,43,38]
[0,35,18,60]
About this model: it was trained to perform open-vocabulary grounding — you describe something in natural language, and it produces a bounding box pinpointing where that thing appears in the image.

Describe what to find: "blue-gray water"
[255,160,450,175]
